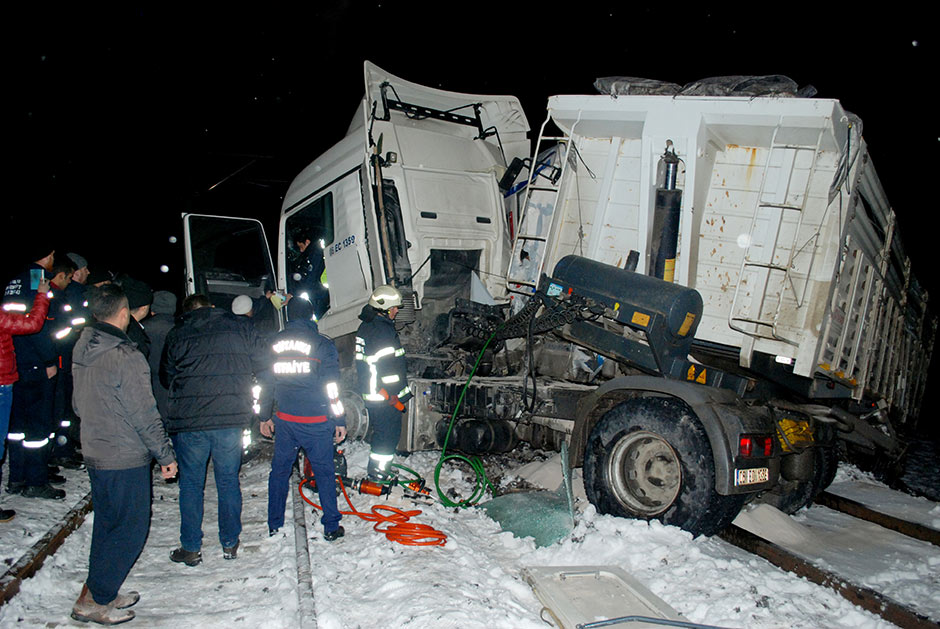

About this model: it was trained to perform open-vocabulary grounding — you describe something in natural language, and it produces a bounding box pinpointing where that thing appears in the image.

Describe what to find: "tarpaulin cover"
[595,75,817,98]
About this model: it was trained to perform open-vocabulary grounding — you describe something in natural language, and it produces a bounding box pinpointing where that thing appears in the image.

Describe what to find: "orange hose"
[299,477,447,546]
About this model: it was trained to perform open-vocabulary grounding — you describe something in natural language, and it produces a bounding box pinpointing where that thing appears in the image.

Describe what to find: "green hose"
[433,328,502,508]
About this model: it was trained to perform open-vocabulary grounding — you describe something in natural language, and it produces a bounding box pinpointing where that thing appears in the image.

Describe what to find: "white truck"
[182,63,934,536]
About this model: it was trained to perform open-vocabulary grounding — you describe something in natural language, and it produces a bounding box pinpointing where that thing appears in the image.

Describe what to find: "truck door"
[282,167,371,323]
[182,213,281,335]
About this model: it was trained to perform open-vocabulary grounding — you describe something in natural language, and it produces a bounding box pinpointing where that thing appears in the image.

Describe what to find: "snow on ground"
[2,441,939,628]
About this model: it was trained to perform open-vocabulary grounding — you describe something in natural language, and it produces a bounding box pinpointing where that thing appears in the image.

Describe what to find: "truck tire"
[761,446,839,514]
[583,396,744,537]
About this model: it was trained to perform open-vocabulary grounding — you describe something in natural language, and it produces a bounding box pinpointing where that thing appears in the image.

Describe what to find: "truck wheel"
[763,446,839,514]
[583,396,744,537]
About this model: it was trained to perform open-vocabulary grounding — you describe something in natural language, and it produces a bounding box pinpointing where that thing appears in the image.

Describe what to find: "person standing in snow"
[146,290,177,420]
[261,295,346,541]
[355,285,412,482]
[160,293,270,566]
[70,283,177,625]
[0,276,50,523]
[2,245,64,500]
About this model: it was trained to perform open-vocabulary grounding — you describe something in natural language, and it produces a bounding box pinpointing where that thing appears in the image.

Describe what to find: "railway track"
[2,481,938,628]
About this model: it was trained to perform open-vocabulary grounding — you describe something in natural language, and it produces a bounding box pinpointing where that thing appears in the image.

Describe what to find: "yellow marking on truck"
[631,312,650,327]
[678,313,696,337]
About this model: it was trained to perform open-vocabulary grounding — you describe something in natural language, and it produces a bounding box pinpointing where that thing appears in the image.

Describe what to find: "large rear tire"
[583,396,744,537]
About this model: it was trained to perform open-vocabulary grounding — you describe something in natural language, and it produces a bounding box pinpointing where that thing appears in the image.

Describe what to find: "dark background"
[5,4,937,425]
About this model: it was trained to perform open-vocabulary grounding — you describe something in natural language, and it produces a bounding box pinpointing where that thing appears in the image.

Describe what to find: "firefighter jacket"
[0,291,49,385]
[355,305,412,405]
[2,264,57,374]
[269,319,345,424]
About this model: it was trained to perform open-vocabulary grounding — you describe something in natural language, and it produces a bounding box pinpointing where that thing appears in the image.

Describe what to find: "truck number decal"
[328,234,356,256]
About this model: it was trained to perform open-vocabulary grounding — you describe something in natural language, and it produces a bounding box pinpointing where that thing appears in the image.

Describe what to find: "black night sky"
[5,0,937,380]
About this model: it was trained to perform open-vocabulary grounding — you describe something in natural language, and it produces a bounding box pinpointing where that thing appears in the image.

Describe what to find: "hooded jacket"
[160,306,269,433]
[0,291,49,385]
[72,321,175,470]
[354,305,412,405]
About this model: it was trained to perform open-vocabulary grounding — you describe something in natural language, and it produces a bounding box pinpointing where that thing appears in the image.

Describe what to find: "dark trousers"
[366,402,403,456]
[7,375,55,487]
[267,418,340,532]
[86,465,152,605]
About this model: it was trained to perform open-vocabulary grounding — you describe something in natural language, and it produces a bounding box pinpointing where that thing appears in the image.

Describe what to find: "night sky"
[7,4,936,295]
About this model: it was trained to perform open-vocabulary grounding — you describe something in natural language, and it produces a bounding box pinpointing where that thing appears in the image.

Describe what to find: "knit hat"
[66,252,88,270]
[122,277,153,309]
[286,295,314,322]
[231,294,253,316]
[152,290,177,316]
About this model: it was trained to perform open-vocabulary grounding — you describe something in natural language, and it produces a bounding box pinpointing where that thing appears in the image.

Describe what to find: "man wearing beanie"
[261,295,346,541]
[120,277,153,359]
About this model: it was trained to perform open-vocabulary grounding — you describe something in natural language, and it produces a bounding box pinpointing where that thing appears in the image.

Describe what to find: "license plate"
[735,467,769,486]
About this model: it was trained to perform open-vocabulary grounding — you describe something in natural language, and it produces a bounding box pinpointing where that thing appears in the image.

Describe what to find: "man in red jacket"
[0,276,50,522]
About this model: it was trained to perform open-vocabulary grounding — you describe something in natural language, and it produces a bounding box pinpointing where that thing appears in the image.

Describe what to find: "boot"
[0,509,15,523]
[169,547,202,566]
[21,484,65,500]
[71,584,135,625]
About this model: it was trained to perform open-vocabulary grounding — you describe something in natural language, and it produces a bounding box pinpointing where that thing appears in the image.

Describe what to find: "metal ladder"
[729,122,826,351]
[506,113,580,293]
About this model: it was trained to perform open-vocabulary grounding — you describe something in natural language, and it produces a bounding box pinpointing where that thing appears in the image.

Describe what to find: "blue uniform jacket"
[270,319,344,425]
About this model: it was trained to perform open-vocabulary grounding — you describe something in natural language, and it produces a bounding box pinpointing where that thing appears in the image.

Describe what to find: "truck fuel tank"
[550,255,702,341]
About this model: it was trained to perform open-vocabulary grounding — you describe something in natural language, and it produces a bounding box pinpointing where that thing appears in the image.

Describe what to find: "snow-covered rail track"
[719,522,937,629]
[814,491,940,546]
[0,491,93,606]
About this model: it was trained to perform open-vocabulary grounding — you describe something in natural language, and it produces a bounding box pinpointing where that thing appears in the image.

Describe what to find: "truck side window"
[286,193,334,318]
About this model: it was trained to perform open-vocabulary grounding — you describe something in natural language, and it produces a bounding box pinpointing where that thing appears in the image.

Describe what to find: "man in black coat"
[160,294,269,566]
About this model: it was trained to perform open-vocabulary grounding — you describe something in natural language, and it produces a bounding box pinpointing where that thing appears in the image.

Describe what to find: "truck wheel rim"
[608,430,681,516]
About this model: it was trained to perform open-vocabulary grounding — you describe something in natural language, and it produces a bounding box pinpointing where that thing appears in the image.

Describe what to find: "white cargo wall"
[544,96,853,379]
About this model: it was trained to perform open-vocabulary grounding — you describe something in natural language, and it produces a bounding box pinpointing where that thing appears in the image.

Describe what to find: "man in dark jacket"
[260,296,346,541]
[355,285,412,481]
[70,283,177,625]
[160,294,269,565]
[146,290,177,419]
[2,246,63,499]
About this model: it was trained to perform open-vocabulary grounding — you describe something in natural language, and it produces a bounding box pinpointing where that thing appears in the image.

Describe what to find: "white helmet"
[369,285,403,310]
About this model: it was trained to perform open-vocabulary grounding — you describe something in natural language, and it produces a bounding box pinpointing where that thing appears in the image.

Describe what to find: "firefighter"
[355,285,412,482]
[260,296,346,541]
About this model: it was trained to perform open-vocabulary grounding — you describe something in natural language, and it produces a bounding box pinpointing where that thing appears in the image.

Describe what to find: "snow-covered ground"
[1,442,938,628]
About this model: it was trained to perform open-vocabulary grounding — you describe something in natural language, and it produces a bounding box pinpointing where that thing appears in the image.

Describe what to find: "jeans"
[267,418,340,533]
[175,427,243,551]
[86,465,152,605]
[0,384,11,461]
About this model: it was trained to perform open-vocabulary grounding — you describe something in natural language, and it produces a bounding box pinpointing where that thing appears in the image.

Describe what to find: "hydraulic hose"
[433,326,502,508]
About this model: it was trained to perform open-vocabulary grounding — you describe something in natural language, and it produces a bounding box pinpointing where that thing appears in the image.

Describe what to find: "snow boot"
[169,547,202,566]
[0,509,15,522]
[223,541,239,560]
[21,483,65,500]
[71,584,135,625]
[324,526,345,542]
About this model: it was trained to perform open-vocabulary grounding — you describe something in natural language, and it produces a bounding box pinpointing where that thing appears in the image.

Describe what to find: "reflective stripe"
[395,348,406,357]
[330,401,345,417]
[366,346,397,364]
[354,353,364,361]
[7,432,25,441]
[381,374,400,384]
[326,382,340,400]
[3,303,27,312]
[397,385,412,398]
[71,317,87,326]
[55,327,72,339]
[363,393,385,402]
[60,420,71,428]
[23,438,50,449]
[63,304,72,312]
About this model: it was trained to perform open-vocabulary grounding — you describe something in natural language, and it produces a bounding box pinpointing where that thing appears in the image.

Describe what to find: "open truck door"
[182,213,282,336]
